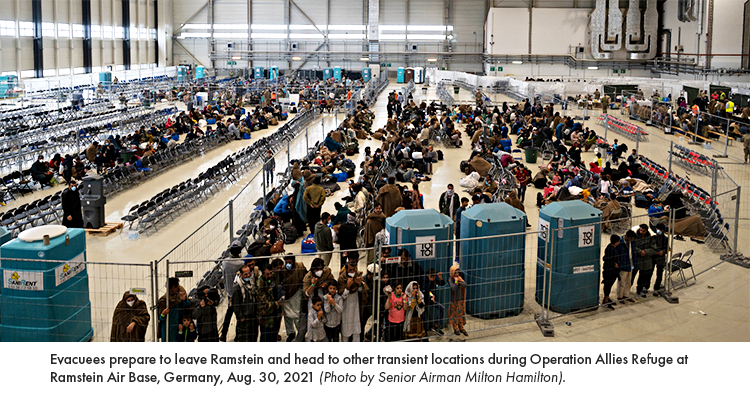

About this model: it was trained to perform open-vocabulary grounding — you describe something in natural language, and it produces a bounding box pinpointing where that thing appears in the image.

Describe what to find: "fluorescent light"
[379,34,406,41]
[407,25,448,32]
[232,56,241,60]
[407,34,446,41]
[184,24,211,30]
[427,58,437,62]
[328,25,366,31]
[328,33,365,40]
[512,61,523,64]
[291,56,302,61]
[289,33,324,39]
[251,32,287,39]
[379,25,406,31]
[360,57,369,61]
[251,24,288,30]
[588,66,599,70]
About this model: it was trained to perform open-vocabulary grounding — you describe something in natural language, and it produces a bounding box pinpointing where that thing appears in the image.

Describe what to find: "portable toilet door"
[362,67,372,83]
[195,66,205,79]
[270,66,279,80]
[404,67,414,83]
[177,66,188,82]
[414,67,424,84]
[333,66,342,82]
[254,66,265,79]
[396,67,405,83]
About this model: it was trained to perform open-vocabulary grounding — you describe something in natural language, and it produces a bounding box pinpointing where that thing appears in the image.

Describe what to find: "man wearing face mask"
[61,180,83,228]
[110,291,150,342]
[296,258,334,341]
[278,256,306,342]
[232,263,260,342]
[337,262,364,342]
[255,265,285,342]
[439,184,460,221]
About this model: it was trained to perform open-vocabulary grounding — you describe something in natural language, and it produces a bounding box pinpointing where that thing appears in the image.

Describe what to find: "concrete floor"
[6,79,748,342]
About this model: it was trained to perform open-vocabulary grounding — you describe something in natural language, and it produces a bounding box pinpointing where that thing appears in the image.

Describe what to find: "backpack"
[282,223,298,244]
[437,150,444,160]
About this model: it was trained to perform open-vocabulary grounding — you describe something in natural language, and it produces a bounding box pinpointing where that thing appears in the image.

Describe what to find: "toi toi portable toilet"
[396,67,405,83]
[0,226,93,342]
[460,203,526,319]
[195,66,205,79]
[177,66,188,82]
[362,67,372,83]
[414,67,425,84]
[323,67,333,80]
[333,67,342,82]
[98,71,112,85]
[254,66,265,79]
[385,209,454,276]
[404,67,415,83]
[535,201,602,313]
[270,66,279,80]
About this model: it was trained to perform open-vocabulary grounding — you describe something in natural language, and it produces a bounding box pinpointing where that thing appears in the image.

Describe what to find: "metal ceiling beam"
[289,0,327,39]
[175,39,209,67]
[173,1,209,37]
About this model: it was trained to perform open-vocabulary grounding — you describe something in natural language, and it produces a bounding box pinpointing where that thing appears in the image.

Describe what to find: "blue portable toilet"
[195,66,205,79]
[323,67,333,80]
[177,66,188,82]
[333,67,342,82]
[270,66,279,80]
[396,67,405,83]
[98,71,112,86]
[0,226,93,342]
[254,66,265,79]
[460,203,526,319]
[535,201,602,313]
[362,67,372,83]
[0,227,11,340]
[385,209,454,276]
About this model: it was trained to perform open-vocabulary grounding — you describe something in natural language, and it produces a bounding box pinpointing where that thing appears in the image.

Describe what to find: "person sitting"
[31,155,55,187]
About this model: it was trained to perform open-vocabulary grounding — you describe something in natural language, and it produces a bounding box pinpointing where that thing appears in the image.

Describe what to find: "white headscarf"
[403,281,425,331]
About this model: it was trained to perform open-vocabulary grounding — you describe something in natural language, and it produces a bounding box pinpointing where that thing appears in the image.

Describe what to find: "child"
[193,287,220,342]
[596,152,603,168]
[176,314,197,342]
[602,235,622,310]
[404,281,426,340]
[384,281,406,342]
[307,295,327,342]
[448,265,468,336]
[323,281,343,342]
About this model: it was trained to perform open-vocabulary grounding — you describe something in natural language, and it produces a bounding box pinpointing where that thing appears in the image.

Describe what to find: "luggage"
[207,118,216,125]
[282,223,298,244]
[437,150,444,160]
[269,118,279,126]
[301,234,317,254]
[634,193,651,208]
[242,133,251,139]
[333,172,347,182]
[346,149,356,156]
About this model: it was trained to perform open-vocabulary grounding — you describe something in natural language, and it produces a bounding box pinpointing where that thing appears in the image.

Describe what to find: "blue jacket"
[620,237,638,270]
[648,203,666,218]
[274,194,291,215]
[324,136,342,152]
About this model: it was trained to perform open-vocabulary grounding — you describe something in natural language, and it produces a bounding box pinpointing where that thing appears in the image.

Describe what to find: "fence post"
[287,140,291,168]
[635,126,641,154]
[603,114,609,142]
[374,243,383,343]
[711,159,718,200]
[734,186,741,255]
[151,260,158,342]
[668,141,673,175]
[306,128,309,154]
[164,260,170,343]
[228,200,234,244]
[662,209,679,303]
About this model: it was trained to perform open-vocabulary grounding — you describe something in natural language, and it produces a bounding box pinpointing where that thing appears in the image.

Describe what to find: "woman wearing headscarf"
[111,291,151,342]
[403,281,426,340]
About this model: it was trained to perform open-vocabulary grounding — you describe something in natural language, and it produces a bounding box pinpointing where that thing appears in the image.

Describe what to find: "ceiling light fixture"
[587,66,599,70]
[360,57,369,61]
[512,61,522,64]
[427,58,437,62]
[291,56,302,61]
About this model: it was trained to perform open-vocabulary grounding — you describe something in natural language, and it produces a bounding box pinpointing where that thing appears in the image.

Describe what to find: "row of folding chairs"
[119,107,320,234]
[595,114,648,142]
[639,156,730,250]
[0,189,67,238]
[668,144,719,176]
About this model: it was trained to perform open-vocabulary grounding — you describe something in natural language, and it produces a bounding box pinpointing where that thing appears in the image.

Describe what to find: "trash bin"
[524,148,538,163]
[453,86,460,95]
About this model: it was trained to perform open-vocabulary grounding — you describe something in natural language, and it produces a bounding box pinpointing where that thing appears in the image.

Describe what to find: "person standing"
[279,255,306,342]
[303,176,326,233]
[264,150,276,186]
[439,184,459,220]
[314,212,334,267]
[375,176,402,217]
[255,265,285,342]
[634,224,654,297]
[62,180,83,228]
[158,278,191,342]
[617,230,638,303]
[647,223,669,296]
[233,263,259,342]
[454,197,470,262]
[602,235,621,310]
[110,291,150,342]
[337,262,363,342]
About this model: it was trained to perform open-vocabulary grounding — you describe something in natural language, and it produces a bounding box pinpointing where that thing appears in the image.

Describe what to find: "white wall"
[530,9,589,55]
[486,8,529,55]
